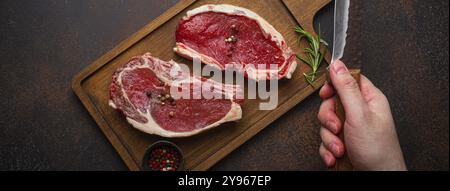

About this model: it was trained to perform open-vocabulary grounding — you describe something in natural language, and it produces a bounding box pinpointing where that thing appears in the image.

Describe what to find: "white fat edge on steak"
[174,43,224,71]
[109,53,242,138]
[173,4,297,81]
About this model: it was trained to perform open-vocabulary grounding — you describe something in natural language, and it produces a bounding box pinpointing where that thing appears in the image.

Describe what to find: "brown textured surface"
[0,0,448,170]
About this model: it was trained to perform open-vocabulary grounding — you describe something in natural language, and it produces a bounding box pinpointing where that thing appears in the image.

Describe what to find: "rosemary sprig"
[295,26,327,85]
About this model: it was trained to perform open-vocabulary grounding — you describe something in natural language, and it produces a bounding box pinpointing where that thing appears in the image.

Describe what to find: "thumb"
[329,60,366,119]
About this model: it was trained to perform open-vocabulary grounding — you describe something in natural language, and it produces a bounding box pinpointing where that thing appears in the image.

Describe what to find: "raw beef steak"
[109,53,242,138]
[174,4,297,81]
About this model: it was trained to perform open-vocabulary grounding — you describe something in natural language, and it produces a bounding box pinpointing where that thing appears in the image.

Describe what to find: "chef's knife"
[330,0,358,171]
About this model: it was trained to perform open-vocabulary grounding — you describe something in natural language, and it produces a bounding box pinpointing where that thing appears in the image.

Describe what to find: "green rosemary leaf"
[307,54,315,66]
[297,54,312,66]
[303,73,315,85]
[304,48,314,55]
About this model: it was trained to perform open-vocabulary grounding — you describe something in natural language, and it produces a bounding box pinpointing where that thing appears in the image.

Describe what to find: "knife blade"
[331,0,350,64]
[330,0,355,171]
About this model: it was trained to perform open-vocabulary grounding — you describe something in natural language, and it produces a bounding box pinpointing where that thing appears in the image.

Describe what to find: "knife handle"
[326,69,361,171]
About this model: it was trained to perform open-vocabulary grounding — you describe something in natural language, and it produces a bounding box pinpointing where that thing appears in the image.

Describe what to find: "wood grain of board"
[72,0,331,171]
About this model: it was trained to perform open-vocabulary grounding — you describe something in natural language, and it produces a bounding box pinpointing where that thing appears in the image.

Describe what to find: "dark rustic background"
[0,0,448,170]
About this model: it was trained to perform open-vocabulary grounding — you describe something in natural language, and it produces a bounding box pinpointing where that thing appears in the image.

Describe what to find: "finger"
[320,143,336,167]
[319,81,335,100]
[329,60,367,119]
[320,127,345,158]
[317,98,342,134]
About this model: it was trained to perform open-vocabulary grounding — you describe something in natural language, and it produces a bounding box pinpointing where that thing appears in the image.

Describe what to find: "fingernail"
[332,60,348,75]
[325,153,333,166]
[327,121,338,134]
[331,123,338,134]
[330,143,340,155]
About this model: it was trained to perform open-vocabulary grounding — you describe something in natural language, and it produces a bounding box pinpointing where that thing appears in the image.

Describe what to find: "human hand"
[317,60,407,171]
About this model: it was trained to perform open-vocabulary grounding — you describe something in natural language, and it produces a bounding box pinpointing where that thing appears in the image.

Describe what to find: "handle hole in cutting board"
[313,1,334,51]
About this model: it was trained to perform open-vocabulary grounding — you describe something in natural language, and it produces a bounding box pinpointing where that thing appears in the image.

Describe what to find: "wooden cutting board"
[72,0,331,171]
